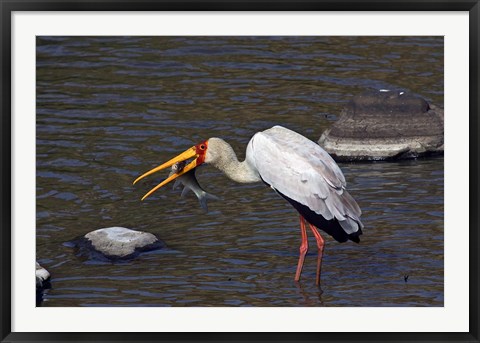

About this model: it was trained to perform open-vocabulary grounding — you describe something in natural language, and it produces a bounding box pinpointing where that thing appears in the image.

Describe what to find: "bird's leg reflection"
[308,223,325,286]
[294,215,309,282]
[295,279,324,306]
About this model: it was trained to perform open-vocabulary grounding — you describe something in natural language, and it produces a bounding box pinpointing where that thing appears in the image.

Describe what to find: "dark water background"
[36,36,444,307]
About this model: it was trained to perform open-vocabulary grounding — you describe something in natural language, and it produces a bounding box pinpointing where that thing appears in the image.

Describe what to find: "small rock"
[36,261,51,305]
[76,227,165,260]
[318,90,444,161]
[36,262,50,289]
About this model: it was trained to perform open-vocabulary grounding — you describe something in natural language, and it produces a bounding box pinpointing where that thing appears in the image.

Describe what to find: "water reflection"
[37,36,443,307]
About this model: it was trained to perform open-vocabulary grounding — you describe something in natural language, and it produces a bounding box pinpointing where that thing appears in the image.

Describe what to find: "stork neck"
[210,141,261,184]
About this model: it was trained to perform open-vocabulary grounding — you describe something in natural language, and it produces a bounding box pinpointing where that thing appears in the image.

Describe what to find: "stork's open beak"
[133,146,199,201]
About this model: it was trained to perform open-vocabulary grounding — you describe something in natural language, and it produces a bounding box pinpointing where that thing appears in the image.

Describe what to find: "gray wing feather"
[251,126,362,234]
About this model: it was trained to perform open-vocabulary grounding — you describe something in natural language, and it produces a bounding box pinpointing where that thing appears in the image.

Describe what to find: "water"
[36,36,444,307]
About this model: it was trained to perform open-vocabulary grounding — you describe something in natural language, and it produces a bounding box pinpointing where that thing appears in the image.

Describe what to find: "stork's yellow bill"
[133,141,208,200]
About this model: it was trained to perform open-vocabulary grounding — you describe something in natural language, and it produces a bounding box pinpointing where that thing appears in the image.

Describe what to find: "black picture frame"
[1,1,478,342]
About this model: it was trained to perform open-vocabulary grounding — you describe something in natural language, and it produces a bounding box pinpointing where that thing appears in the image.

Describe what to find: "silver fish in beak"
[170,162,220,213]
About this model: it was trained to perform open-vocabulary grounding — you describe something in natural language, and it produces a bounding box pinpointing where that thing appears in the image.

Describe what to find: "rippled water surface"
[36,36,444,307]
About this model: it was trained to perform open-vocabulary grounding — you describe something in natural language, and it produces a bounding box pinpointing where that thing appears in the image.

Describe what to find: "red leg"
[308,223,325,286]
[295,215,309,282]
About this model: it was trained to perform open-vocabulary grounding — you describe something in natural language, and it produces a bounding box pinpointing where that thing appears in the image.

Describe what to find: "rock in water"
[80,227,165,260]
[36,261,51,306]
[36,262,50,289]
[318,90,444,161]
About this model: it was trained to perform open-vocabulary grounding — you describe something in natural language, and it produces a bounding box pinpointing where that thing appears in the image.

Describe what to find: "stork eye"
[199,144,206,150]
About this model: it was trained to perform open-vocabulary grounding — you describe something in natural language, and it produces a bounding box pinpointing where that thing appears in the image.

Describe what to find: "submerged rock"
[318,90,444,161]
[75,227,165,261]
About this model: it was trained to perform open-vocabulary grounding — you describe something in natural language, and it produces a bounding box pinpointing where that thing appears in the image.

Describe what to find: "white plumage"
[248,126,363,235]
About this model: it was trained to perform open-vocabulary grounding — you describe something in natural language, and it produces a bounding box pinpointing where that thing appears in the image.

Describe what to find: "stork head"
[133,139,209,200]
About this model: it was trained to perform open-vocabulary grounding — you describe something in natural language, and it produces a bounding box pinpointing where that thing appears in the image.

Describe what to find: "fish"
[169,161,220,213]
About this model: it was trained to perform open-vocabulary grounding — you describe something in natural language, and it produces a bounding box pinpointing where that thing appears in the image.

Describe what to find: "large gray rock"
[318,90,444,161]
[79,227,165,260]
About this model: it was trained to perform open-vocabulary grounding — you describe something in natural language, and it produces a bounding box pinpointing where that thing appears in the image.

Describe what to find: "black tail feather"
[277,191,362,243]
